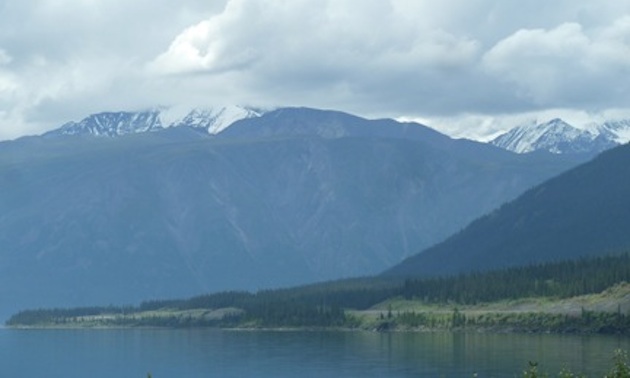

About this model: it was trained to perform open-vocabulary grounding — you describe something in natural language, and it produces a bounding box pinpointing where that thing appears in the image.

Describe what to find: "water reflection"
[1,329,628,377]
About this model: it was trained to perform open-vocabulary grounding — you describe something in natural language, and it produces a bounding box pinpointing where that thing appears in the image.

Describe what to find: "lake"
[1,328,629,377]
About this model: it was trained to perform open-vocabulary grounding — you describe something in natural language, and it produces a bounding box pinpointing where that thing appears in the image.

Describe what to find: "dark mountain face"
[385,143,630,279]
[0,108,584,318]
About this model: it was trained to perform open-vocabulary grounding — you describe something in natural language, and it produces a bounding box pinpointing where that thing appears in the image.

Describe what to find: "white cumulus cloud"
[147,0,484,121]
[150,0,481,76]
[482,18,630,108]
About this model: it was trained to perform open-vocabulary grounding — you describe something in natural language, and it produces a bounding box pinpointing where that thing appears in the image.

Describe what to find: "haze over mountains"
[0,107,584,318]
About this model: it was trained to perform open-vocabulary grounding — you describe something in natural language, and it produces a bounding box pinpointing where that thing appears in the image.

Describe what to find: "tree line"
[400,252,630,304]
[8,252,630,328]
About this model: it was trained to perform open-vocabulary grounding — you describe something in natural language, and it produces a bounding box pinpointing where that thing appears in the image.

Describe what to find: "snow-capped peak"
[46,106,264,138]
[490,118,594,154]
[489,118,620,155]
[50,111,164,137]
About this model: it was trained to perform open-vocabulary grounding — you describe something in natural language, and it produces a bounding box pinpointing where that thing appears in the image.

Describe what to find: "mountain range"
[40,106,630,157]
[385,141,630,278]
[0,107,584,319]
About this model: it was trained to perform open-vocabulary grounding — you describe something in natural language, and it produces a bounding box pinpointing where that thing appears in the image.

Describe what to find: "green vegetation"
[8,253,630,333]
[521,349,630,377]
[400,252,630,304]
[384,305,630,334]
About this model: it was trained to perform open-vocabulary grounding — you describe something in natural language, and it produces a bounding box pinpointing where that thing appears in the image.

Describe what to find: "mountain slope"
[0,108,583,318]
[385,143,630,278]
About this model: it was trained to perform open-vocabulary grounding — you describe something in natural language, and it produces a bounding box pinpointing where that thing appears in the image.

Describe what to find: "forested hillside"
[386,142,630,278]
[9,253,630,333]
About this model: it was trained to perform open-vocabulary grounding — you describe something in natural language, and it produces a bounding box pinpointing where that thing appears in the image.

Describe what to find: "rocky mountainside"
[385,142,630,279]
[0,107,585,319]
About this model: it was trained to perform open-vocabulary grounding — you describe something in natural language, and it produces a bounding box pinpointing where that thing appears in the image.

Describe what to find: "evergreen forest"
[8,252,630,334]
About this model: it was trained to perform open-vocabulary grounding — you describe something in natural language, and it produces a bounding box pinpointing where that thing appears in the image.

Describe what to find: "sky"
[1,0,630,141]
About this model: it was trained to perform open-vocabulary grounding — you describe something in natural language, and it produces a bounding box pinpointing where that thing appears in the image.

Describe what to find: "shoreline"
[8,283,630,335]
[7,317,630,336]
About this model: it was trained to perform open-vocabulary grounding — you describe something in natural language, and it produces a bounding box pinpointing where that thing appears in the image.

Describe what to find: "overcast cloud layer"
[1,0,630,140]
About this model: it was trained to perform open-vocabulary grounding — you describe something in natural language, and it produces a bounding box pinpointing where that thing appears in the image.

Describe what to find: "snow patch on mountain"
[598,120,630,144]
[173,106,263,134]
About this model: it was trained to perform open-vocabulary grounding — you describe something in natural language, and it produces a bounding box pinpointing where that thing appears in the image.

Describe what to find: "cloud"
[0,0,229,139]
[147,0,630,125]
[147,0,482,115]
[0,49,16,95]
[0,73,17,98]
[0,49,21,140]
[2,0,630,140]
[151,0,481,76]
[0,48,15,88]
[0,49,12,65]
[482,18,630,108]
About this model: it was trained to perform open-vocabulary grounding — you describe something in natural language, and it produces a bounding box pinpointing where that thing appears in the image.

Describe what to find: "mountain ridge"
[38,105,630,158]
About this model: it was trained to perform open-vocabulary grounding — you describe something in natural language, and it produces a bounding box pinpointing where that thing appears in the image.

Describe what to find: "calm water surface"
[1,328,629,377]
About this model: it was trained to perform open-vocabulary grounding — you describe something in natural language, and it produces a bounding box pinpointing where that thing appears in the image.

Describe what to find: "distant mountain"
[48,107,630,158]
[0,107,585,319]
[490,118,617,155]
[385,143,630,279]
[44,106,262,137]
[220,107,461,146]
